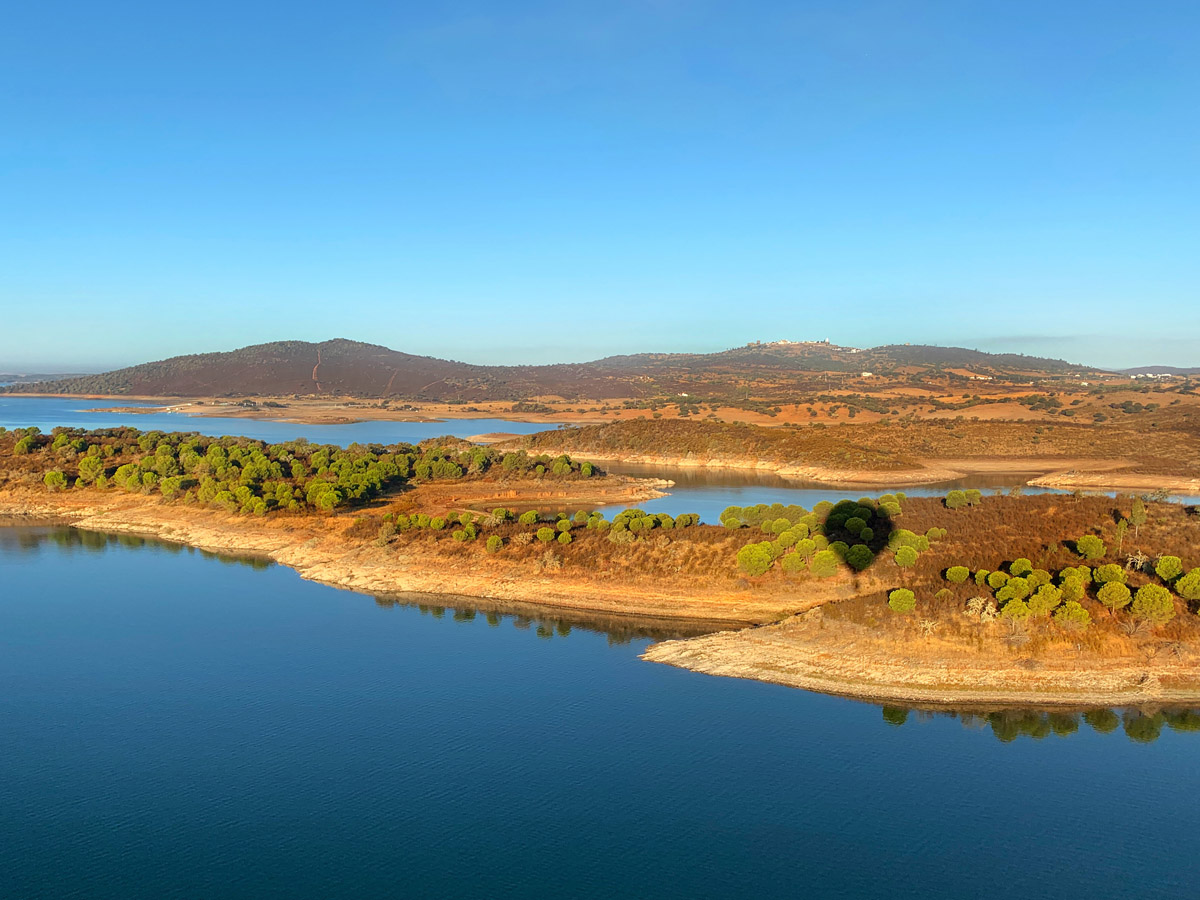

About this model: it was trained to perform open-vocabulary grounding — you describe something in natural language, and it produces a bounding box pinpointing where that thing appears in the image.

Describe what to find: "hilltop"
[1,337,1099,401]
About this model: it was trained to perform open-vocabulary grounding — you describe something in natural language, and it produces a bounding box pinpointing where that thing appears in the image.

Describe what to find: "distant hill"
[0,372,92,386]
[1119,366,1200,376]
[1,337,1102,401]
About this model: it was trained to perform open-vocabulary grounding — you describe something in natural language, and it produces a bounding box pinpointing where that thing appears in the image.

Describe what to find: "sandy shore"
[644,610,1200,707]
[0,488,789,626]
[500,444,1200,493]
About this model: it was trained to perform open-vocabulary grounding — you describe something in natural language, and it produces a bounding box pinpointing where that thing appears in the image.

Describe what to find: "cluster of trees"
[911,549,1200,628]
[15,426,598,516]
[731,495,920,578]
[377,506,702,554]
[944,489,983,510]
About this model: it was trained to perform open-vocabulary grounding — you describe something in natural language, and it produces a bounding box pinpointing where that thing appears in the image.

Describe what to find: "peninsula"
[3,423,1200,707]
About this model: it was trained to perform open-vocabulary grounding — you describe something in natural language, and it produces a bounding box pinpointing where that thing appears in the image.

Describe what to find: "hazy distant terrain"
[0,338,1097,400]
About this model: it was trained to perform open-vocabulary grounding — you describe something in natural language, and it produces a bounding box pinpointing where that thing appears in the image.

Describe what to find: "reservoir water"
[4,526,1200,899]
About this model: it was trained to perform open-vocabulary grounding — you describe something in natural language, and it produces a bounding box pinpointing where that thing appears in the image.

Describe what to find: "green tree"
[1155,555,1184,582]
[894,546,918,569]
[780,552,807,574]
[1060,575,1085,603]
[1075,535,1106,560]
[1093,564,1126,585]
[1131,584,1175,625]
[810,549,840,578]
[1028,584,1063,616]
[77,456,105,484]
[844,544,874,571]
[946,566,970,584]
[737,542,775,577]
[888,589,916,613]
[1097,581,1132,615]
[1053,600,1092,630]
[1175,568,1200,602]
[1010,558,1033,576]
[486,535,503,553]
[537,527,557,543]
[557,531,572,545]
[42,470,68,491]
[1114,518,1128,553]
[999,598,1031,619]
[518,510,539,525]
[945,490,967,510]
[1130,497,1147,537]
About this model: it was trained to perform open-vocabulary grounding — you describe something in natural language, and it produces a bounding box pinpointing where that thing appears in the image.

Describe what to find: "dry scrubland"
[519,408,1200,488]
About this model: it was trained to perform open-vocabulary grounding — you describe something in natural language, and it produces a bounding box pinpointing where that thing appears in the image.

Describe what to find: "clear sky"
[2,0,1197,371]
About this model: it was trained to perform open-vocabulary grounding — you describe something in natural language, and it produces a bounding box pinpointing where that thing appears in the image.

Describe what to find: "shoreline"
[5,488,1200,707]
[0,488,791,627]
[501,445,1200,494]
[643,612,1200,707]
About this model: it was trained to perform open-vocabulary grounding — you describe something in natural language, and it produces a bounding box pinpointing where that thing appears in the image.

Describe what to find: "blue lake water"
[2,527,1199,899]
[0,395,558,445]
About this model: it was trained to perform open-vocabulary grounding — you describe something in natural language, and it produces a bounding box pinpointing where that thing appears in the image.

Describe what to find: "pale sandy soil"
[498,441,1199,492]
[644,609,1200,706]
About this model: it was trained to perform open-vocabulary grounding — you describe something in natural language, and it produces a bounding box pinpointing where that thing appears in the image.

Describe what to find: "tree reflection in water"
[0,525,271,569]
[879,703,1200,744]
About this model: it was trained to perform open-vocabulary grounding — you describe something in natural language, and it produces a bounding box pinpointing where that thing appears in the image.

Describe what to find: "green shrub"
[1097,581,1132,614]
[888,589,916,613]
[946,566,970,584]
[1132,584,1176,625]
[518,510,539,525]
[1176,568,1200,602]
[1155,556,1184,582]
[1010,558,1033,577]
[1075,535,1106,560]
[737,542,775,577]
[810,550,840,578]
[844,544,874,571]
[1028,584,1063,616]
[42,470,68,491]
[486,535,503,553]
[894,546,918,568]
[557,531,572,545]
[537,527,556,543]
[999,598,1031,619]
[780,552,807,574]
[1054,601,1091,629]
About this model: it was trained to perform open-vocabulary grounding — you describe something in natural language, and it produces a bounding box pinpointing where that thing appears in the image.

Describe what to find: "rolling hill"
[1,338,1100,401]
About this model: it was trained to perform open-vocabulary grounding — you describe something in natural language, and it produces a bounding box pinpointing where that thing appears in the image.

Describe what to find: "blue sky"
[2,0,1197,370]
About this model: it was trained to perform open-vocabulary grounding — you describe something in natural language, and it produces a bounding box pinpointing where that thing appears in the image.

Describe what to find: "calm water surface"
[3,527,1200,899]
